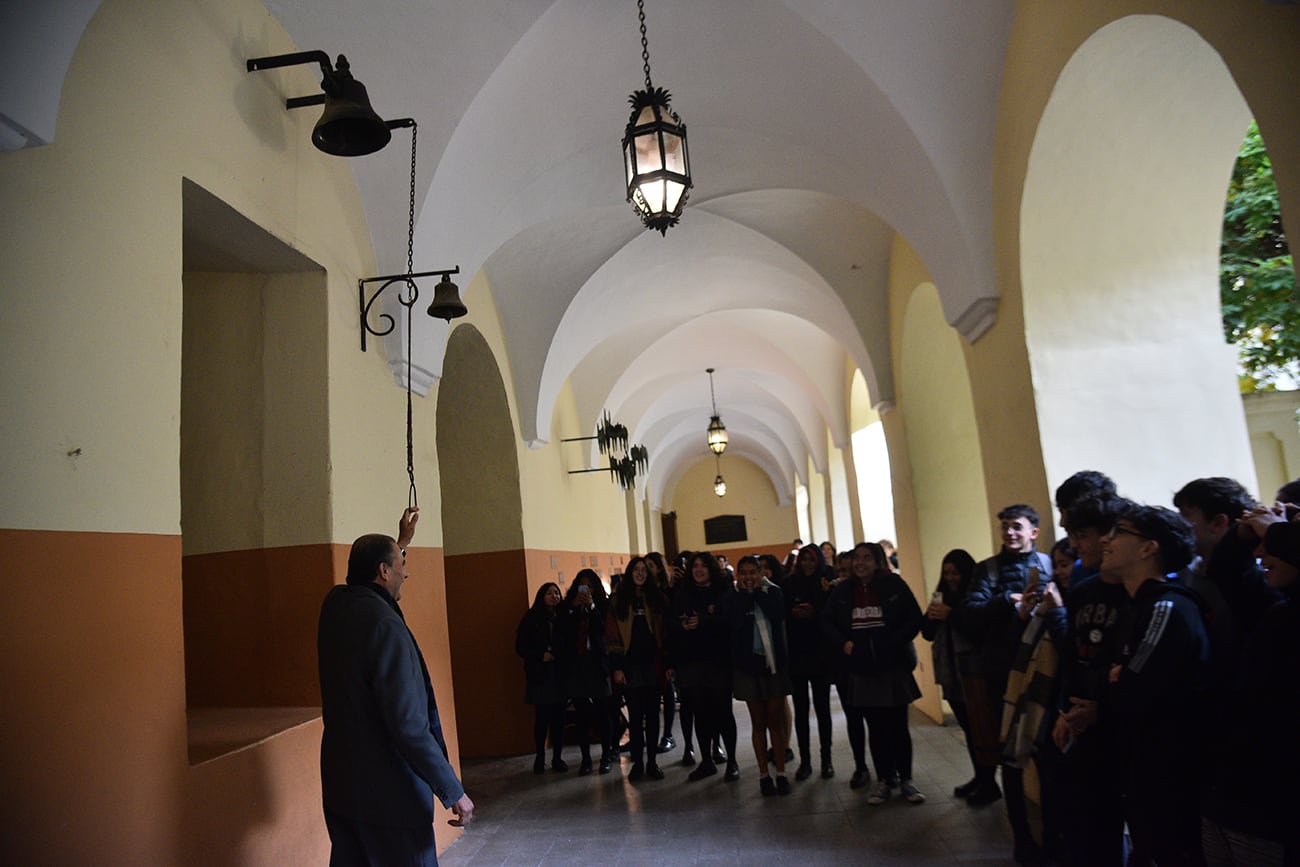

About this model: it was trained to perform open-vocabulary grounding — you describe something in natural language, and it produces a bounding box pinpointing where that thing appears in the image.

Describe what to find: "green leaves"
[1221,121,1298,393]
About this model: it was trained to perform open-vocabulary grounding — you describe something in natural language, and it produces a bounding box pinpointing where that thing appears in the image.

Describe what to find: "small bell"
[427,275,467,321]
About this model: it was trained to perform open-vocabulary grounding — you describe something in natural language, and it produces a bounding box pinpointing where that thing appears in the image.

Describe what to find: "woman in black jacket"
[558,569,612,775]
[668,551,740,781]
[605,557,667,781]
[515,582,567,774]
[785,543,835,780]
[823,541,924,805]
[921,548,978,797]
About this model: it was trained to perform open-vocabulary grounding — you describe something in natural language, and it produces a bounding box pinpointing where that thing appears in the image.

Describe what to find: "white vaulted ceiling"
[9,0,1016,506]
[258,0,1016,507]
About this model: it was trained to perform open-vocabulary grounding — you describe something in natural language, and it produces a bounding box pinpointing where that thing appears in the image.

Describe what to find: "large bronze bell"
[312,55,391,157]
[427,275,467,321]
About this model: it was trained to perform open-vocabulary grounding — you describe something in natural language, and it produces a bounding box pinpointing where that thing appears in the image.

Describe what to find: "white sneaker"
[865,779,892,805]
[899,779,925,804]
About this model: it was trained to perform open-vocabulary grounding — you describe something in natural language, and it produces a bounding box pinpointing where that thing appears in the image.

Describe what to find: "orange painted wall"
[444,548,632,757]
[0,529,465,863]
[183,545,335,707]
[445,548,531,756]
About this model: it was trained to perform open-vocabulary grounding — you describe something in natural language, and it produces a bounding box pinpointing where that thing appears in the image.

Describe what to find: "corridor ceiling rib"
[250,0,1018,493]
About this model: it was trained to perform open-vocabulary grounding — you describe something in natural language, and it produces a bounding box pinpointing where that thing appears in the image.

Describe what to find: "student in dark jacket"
[668,551,739,781]
[1103,505,1206,867]
[957,503,1053,807]
[605,557,667,781]
[516,582,567,774]
[785,543,835,780]
[921,548,978,796]
[823,541,924,805]
[558,569,612,775]
[726,555,793,796]
[1201,515,1298,865]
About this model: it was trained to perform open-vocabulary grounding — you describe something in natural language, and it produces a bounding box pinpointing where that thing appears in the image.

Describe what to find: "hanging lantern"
[620,0,692,235]
[705,368,727,455]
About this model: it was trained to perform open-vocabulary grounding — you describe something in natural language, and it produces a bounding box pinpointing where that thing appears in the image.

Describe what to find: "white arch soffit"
[411,0,1004,389]
[636,403,808,491]
[624,373,818,477]
[651,440,795,513]
[597,314,842,455]
[536,213,861,446]
[695,189,891,406]
[1020,14,1255,506]
[0,0,101,149]
[614,368,827,478]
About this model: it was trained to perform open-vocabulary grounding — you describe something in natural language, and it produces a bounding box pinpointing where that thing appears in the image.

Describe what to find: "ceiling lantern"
[621,0,692,235]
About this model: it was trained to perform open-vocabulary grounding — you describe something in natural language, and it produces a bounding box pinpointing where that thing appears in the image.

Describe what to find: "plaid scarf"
[1000,606,1059,767]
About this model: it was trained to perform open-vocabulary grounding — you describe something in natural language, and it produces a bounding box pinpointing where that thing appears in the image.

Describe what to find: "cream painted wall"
[425,269,633,555]
[827,433,855,550]
[670,455,797,553]
[0,0,378,539]
[990,2,1300,528]
[896,269,993,597]
[1021,15,1257,507]
[1245,391,1300,501]
[807,457,830,544]
[181,271,330,555]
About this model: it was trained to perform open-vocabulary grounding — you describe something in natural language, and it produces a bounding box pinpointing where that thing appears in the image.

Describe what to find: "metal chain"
[404,122,419,509]
[638,0,652,90]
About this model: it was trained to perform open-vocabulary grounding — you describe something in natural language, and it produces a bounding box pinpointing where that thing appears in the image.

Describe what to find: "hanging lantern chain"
[638,0,652,91]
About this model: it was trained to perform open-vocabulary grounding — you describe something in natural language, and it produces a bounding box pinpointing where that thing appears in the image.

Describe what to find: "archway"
[437,323,528,756]
[1021,15,1257,505]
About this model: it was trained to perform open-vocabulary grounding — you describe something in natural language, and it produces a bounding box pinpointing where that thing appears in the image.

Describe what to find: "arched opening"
[849,368,896,549]
[437,323,528,756]
[1022,15,1258,505]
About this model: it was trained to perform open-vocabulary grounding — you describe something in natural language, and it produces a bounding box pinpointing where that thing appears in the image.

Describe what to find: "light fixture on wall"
[621,0,692,235]
[247,51,401,157]
[564,412,650,491]
[706,367,728,455]
[713,454,726,498]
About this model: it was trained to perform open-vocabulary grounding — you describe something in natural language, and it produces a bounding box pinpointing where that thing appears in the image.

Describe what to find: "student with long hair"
[922,548,978,796]
[785,543,835,780]
[605,557,667,781]
[668,551,740,781]
[727,555,793,795]
[646,552,679,757]
[558,569,612,775]
[516,582,567,774]
[823,542,925,805]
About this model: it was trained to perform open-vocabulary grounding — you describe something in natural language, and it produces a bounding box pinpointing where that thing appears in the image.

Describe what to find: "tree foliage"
[1220,121,1298,392]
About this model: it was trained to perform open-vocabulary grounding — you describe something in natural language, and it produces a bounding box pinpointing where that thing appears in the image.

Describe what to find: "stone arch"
[899,283,991,596]
[1021,15,1258,505]
[436,323,528,756]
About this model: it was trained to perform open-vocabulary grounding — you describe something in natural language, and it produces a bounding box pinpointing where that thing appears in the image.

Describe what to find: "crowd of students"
[514,470,1299,866]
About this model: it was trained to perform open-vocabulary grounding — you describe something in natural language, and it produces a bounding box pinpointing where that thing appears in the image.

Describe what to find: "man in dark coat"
[318,508,474,866]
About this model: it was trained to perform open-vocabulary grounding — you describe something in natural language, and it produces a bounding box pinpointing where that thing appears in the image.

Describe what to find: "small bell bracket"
[358,267,461,352]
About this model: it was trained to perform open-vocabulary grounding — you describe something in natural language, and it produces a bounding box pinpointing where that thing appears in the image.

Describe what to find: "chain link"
[405,123,419,509]
[638,0,652,91]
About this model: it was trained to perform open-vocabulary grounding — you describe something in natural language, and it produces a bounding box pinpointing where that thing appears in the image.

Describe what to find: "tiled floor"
[441,699,1019,866]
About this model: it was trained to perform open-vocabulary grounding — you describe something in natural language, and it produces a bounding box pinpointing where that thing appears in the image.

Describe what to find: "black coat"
[318,582,464,828]
[724,579,789,676]
[515,608,564,705]
[822,570,922,677]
